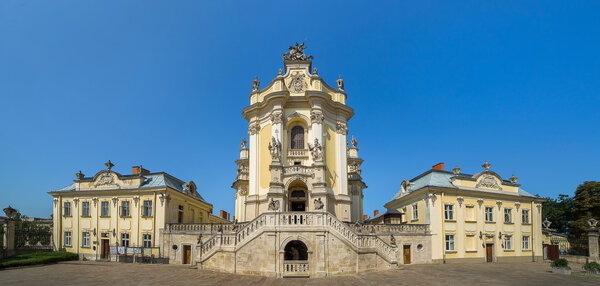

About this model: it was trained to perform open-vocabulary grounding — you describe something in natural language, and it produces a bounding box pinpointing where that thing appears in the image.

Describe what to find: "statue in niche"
[268,137,281,161]
[308,138,323,161]
[314,198,324,210]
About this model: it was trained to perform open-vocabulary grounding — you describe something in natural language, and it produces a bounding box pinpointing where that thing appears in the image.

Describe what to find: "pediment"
[474,172,503,191]
[91,171,123,189]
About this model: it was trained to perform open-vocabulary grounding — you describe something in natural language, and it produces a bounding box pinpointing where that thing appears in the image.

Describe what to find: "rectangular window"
[504,208,512,223]
[522,236,530,250]
[63,202,71,217]
[64,231,72,247]
[444,204,454,220]
[178,205,184,223]
[485,207,494,222]
[412,203,418,221]
[82,232,90,248]
[142,233,152,248]
[82,201,90,217]
[505,235,513,250]
[445,235,455,251]
[522,210,530,224]
[121,233,130,247]
[121,201,130,217]
[101,201,110,217]
[142,200,153,217]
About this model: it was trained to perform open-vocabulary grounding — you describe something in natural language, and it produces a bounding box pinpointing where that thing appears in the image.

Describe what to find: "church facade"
[160,44,432,277]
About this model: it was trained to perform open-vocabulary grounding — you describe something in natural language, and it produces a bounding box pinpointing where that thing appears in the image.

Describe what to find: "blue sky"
[1,1,599,218]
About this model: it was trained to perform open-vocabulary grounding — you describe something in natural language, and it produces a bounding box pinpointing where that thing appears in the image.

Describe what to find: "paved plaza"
[0,261,597,286]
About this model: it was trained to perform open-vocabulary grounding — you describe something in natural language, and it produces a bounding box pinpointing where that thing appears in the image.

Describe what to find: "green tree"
[569,181,600,238]
[542,194,574,234]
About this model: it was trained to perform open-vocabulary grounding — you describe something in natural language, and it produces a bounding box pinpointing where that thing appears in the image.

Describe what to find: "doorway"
[485,244,494,262]
[403,245,411,264]
[289,190,307,211]
[101,239,110,259]
[183,245,191,264]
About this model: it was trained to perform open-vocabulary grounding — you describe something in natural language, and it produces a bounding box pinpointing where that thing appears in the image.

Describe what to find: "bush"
[584,262,600,272]
[551,258,570,269]
[0,251,78,269]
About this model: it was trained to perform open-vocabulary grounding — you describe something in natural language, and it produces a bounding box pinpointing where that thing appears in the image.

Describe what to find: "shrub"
[584,262,600,272]
[0,251,78,269]
[551,258,570,269]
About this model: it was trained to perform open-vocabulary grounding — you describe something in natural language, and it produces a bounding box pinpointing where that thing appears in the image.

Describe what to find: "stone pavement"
[0,261,597,286]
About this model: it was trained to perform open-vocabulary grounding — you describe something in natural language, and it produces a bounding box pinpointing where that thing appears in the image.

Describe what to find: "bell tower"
[232,43,366,222]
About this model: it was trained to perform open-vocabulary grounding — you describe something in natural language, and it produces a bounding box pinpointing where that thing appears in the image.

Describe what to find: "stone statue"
[350,136,358,148]
[308,138,323,161]
[241,138,247,149]
[252,76,260,91]
[313,67,318,75]
[390,235,396,246]
[268,137,281,161]
[268,199,280,211]
[314,198,324,210]
[588,218,599,228]
[283,42,314,61]
[401,178,411,194]
[337,75,344,90]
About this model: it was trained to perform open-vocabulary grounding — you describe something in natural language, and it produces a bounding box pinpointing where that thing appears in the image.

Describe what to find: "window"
[290,126,304,149]
[82,232,90,248]
[522,209,530,224]
[504,235,513,250]
[101,201,110,217]
[121,201,130,217]
[142,233,152,248]
[142,200,153,217]
[63,202,71,217]
[504,208,512,223]
[64,231,72,247]
[178,205,184,223]
[412,203,418,221]
[444,204,454,220]
[121,233,130,247]
[445,235,455,251]
[522,236,530,250]
[485,207,494,222]
[81,201,90,217]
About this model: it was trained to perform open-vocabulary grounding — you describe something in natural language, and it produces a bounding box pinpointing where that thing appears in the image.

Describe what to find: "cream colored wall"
[325,123,337,190]
[259,124,272,191]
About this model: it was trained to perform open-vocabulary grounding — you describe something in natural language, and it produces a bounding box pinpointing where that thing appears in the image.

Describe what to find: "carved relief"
[268,199,280,211]
[94,173,118,187]
[248,123,261,135]
[336,122,348,135]
[314,198,324,210]
[289,72,307,93]
[270,112,283,124]
[476,175,502,190]
[310,110,324,123]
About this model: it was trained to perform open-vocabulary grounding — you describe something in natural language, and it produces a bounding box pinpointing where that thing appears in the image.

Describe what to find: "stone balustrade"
[283,260,309,277]
[282,165,313,177]
[351,223,430,235]
[287,149,308,157]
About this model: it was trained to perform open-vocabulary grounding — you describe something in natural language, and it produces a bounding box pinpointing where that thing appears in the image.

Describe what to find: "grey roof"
[50,172,206,202]
[364,209,402,223]
[391,169,537,201]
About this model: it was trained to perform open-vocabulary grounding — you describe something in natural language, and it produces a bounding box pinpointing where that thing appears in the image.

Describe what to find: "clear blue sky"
[1,1,599,218]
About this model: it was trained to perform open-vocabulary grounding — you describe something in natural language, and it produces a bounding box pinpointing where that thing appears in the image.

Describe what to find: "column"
[335,120,348,195]
[248,121,260,196]
[588,220,599,260]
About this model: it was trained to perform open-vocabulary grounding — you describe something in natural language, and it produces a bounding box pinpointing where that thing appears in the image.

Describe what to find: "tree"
[542,194,574,234]
[569,181,600,238]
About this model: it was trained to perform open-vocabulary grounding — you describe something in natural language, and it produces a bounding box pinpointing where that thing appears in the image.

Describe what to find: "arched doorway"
[284,240,308,260]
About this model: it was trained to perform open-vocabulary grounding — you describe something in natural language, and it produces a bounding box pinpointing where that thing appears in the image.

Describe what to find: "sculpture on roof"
[241,138,247,149]
[252,76,260,91]
[283,42,314,61]
[400,178,411,194]
[337,75,344,90]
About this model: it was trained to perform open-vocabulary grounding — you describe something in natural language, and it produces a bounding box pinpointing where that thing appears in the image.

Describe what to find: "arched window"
[284,240,308,260]
[290,126,304,149]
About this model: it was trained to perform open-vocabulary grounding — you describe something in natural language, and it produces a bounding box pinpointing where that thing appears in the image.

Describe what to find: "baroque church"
[50,43,544,278]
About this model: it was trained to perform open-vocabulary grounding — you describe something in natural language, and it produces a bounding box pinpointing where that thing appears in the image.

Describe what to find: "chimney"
[220,210,227,219]
[363,215,368,221]
[227,212,231,221]
[432,162,445,171]
[374,210,379,216]
[132,166,150,175]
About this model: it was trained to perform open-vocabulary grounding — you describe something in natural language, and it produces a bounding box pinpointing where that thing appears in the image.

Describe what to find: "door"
[183,245,191,264]
[485,244,493,262]
[403,245,411,264]
[547,245,559,261]
[101,239,110,259]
